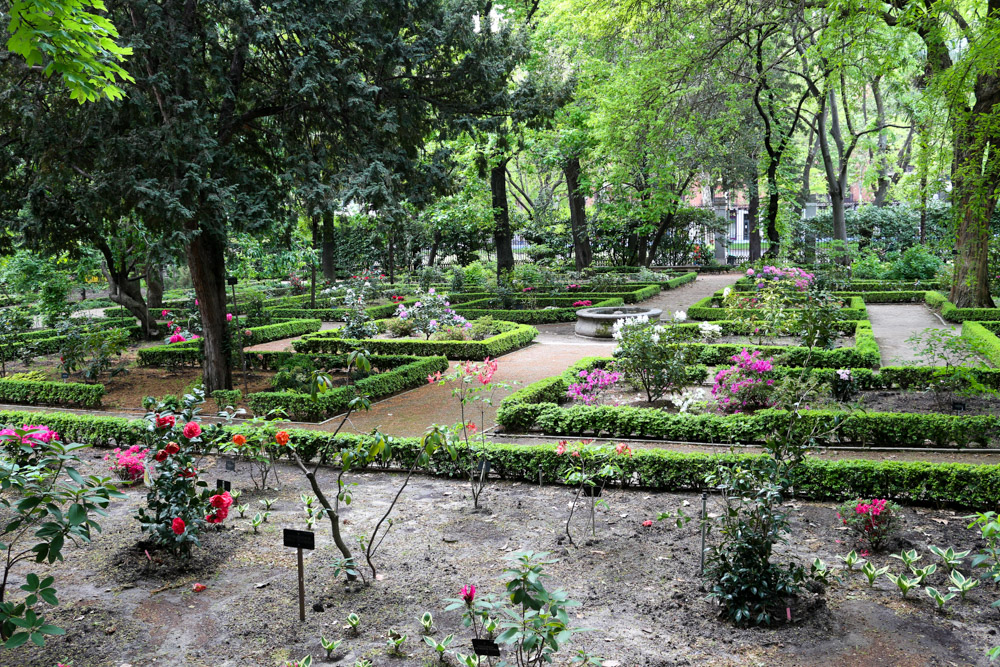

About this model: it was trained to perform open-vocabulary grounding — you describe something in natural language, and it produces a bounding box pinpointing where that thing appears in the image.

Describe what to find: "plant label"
[216,479,231,492]
[225,459,236,472]
[477,458,490,474]
[283,529,315,550]
[472,639,501,656]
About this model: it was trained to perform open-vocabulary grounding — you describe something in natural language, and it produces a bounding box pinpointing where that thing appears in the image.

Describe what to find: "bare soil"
[3,456,998,667]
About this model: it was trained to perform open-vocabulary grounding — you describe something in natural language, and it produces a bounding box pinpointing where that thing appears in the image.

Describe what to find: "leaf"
[4,631,29,648]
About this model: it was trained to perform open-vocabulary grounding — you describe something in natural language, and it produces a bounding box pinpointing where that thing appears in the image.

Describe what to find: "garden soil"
[3,455,997,667]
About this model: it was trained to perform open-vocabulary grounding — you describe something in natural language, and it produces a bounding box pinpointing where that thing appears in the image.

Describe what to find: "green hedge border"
[926,291,1000,322]
[0,379,105,408]
[452,296,624,324]
[688,295,867,321]
[138,319,322,367]
[1,409,995,508]
[247,355,448,420]
[292,319,538,359]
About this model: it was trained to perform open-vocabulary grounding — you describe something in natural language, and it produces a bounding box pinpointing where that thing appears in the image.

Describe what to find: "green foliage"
[57,323,129,383]
[293,320,538,360]
[0,309,34,377]
[248,355,449,421]
[5,0,133,102]
[889,246,944,281]
[612,315,698,402]
[454,296,624,324]
[0,430,124,648]
[138,319,322,367]
[0,378,104,408]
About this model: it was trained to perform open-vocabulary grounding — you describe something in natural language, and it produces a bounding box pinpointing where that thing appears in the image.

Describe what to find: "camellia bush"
[135,395,230,557]
[611,313,698,402]
[396,289,469,339]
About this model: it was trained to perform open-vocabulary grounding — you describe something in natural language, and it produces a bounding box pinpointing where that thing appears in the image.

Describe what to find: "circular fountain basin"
[574,306,662,339]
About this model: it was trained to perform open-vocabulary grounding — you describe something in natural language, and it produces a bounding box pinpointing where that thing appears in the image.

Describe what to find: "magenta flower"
[460,584,475,605]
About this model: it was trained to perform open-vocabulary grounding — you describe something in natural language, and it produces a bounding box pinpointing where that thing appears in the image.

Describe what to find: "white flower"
[653,325,665,334]
[674,310,687,322]
[612,330,623,341]
[651,333,660,344]
[723,287,732,298]
[836,369,852,381]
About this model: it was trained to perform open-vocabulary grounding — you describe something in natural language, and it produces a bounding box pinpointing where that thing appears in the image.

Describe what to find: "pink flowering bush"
[104,445,150,482]
[0,424,60,465]
[572,300,592,307]
[566,368,620,405]
[748,266,815,292]
[711,349,775,413]
[837,498,902,551]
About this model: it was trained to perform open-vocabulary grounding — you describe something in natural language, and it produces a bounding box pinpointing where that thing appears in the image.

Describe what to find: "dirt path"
[645,271,740,319]
[866,304,956,366]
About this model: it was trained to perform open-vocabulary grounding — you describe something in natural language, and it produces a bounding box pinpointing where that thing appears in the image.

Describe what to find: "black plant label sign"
[283,529,315,550]
[225,459,236,472]
[216,479,231,491]
[472,639,501,656]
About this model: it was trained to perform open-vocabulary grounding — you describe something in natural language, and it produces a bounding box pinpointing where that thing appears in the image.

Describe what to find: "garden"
[4,0,1000,665]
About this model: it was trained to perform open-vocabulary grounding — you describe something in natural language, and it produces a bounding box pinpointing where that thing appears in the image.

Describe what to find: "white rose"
[674,310,687,322]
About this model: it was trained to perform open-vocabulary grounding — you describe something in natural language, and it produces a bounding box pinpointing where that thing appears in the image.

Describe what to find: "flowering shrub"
[832,368,857,402]
[572,300,592,307]
[747,265,815,291]
[396,289,469,340]
[612,315,697,402]
[136,402,221,557]
[339,288,379,340]
[837,498,902,551]
[698,321,723,339]
[0,424,60,466]
[711,349,775,413]
[104,445,150,483]
[566,368,620,405]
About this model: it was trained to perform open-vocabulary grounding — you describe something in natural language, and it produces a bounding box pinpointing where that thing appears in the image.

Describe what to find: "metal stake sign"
[283,529,315,621]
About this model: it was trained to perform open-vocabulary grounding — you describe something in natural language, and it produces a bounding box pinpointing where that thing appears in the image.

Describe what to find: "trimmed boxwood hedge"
[0,378,105,408]
[138,318,322,366]
[926,291,1000,322]
[962,321,1000,366]
[732,278,943,292]
[1,409,996,508]
[247,355,448,420]
[688,295,867,321]
[292,319,538,359]
[452,296,624,324]
[267,298,417,322]
[4,317,143,356]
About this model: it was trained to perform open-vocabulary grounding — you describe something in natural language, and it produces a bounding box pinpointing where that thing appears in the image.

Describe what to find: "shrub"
[566,368,621,406]
[889,245,942,280]
[837,498,902,551]
[612,314,697,402]
[0,378,105,408]
[712,349,775,413]
[397,289,469,339]
[0,424,61,466]
[271,355,318,392]
[58,324,130,383]
[105,444,150,483]
[340,288,380,339]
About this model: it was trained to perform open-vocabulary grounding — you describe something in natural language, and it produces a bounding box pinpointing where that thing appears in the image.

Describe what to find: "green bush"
[889,246,943,280]
[453,296,623,324]
[247,355,449,420]
[689,295,867,322]
[0,379,105,408]
[292,319,538,359]
[138,318,322,366]
[927,292,1000,322]
[1,409,997,508]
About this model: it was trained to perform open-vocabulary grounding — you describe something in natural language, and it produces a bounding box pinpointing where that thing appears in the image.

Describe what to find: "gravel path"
[866,303,957,366]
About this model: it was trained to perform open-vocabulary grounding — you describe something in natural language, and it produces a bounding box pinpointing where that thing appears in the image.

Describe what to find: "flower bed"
[688,294,868,321]
[1,409,997,507]
[265,298,418,322]
[246,354,448,421]
[452,296,625,324]
[137,318,322,367]
[495,356,995,447]
[292,319,538,359]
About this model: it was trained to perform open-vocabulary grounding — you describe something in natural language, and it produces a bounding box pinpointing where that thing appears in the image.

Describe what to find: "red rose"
[206,509,227,524]
[177,468,197,479]
[275,430,290,446]
[154,450,168,462]
[171,518,186,535]
[182,422,201,439]
[164,441,180,455]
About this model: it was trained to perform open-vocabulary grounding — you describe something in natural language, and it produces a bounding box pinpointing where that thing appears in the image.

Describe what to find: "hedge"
[292,320,538,359]
[247,355,448,420]
[138,318,322,366]
[1,409,996,508]
[267,298,416,322]
[664,271,698,289]
[688,295,867,321]
[4,317,143,356]
[962,321,1000,366]
[926,291,1000,322]
[732,278,943,292]
[453,296,624,324]
[0,379,105,408]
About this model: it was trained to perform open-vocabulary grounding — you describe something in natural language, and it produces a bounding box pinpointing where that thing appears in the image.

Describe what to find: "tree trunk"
[816,92,850,265]
[146,263,164,310]
[747,176,761,262]
[321,212,336,281]
[186,228,232,393]
[491,158,515,278]
[949,68,1000,308]
[763,159,781,258]
[564,156,593,270]
[427,228,441,266]
[98,242,156,338]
